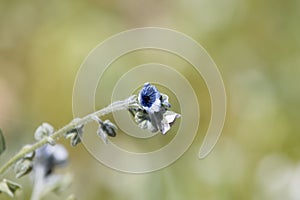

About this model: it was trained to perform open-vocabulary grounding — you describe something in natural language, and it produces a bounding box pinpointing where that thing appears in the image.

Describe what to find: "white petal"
[164,111,181,124]
[160,111,181,134]
[161,119,171,135]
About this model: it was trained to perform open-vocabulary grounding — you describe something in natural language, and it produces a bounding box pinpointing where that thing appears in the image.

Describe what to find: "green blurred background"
[0,0,300,199]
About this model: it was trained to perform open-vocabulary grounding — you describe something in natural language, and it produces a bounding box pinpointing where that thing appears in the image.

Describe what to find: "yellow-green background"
[0,0,299,199]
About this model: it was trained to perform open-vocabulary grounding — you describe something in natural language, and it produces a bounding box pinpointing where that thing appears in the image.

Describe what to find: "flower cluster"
[129,82,181,134]
[65,83,180,145]
[0,82,182,199]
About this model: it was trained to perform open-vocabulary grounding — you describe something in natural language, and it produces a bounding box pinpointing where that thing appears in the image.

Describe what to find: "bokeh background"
[1,0,300,199]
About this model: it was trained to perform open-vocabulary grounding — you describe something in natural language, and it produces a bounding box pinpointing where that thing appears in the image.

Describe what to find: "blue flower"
[138,82,161,113]
[132,82,180,134]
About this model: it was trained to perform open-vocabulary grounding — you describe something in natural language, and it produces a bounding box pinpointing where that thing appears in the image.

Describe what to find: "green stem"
[0,96,136,176]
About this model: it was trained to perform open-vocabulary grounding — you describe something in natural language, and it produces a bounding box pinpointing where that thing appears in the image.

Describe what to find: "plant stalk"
[0,96,136,177]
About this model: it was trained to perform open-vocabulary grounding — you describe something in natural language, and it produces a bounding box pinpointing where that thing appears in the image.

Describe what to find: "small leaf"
[134,110,157,132]
[65,124,84,147]
[0,179,21,198]
[134,110,150,124]
[101,120,117,137]
[14,158,33,179]
[34,123,54,141]
[93,117,117,144]
[160,93,171,108]
[22,145,35,160]
[0,128,6,156]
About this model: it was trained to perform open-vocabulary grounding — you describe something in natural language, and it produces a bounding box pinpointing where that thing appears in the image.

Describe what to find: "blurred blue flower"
[34,144,68,176]
[33,123,68,176]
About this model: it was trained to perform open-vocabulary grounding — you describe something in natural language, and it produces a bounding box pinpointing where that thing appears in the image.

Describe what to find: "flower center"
[142,94,154,107]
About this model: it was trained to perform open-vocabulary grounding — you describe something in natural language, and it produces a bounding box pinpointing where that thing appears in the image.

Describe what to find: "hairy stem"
[0,96,136,176]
